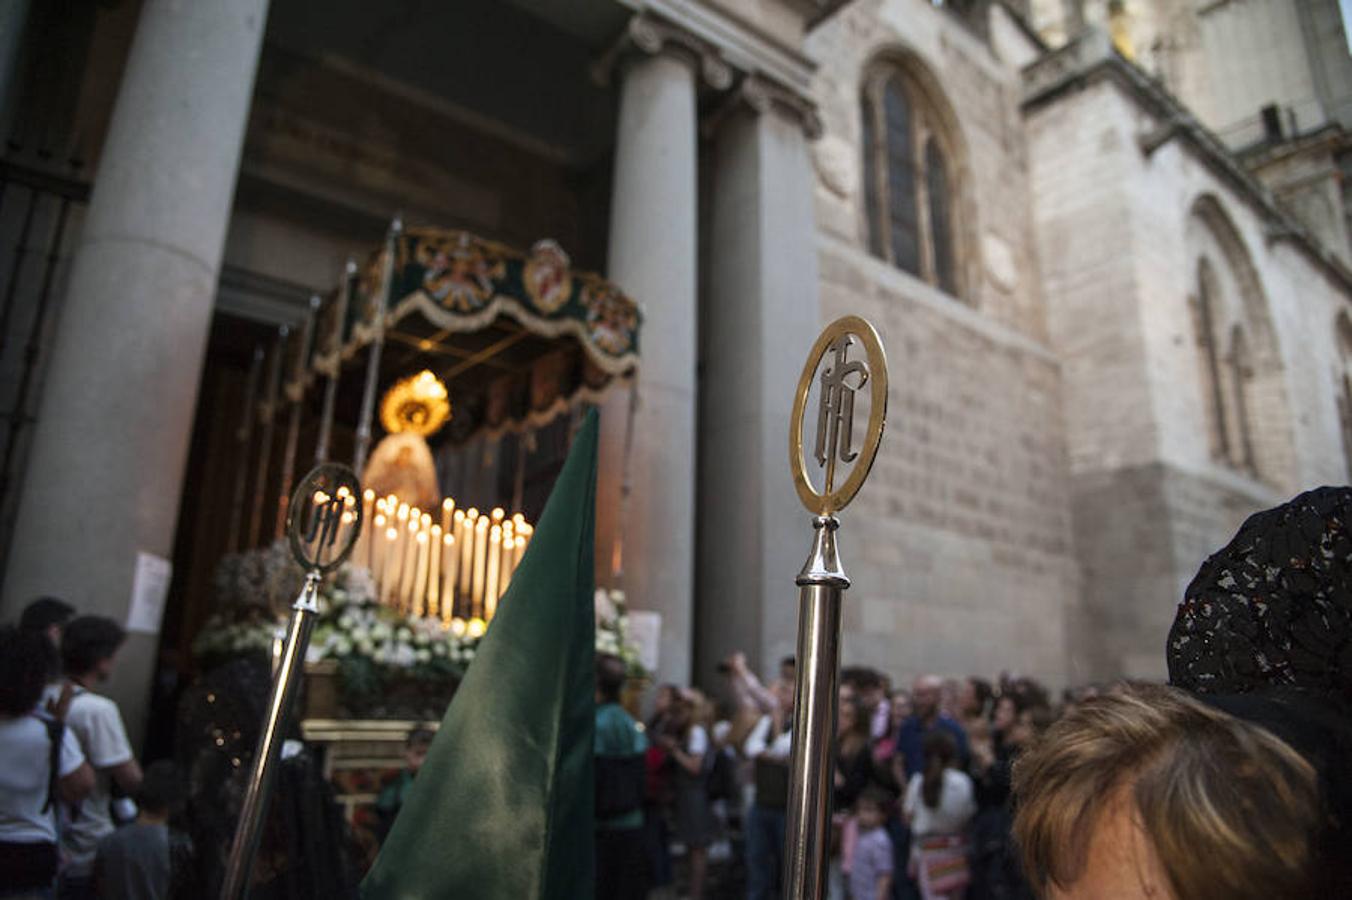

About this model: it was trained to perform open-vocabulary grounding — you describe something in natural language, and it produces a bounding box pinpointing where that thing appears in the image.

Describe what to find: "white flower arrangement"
[198,548,648,682]
[308,564,481,673]
[594,587,647,678]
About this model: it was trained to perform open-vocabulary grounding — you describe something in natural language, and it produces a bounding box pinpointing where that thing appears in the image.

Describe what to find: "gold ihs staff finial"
[790,315,887,517]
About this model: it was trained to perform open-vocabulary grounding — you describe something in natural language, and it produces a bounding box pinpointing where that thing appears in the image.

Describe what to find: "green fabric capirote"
[362,410,599,900]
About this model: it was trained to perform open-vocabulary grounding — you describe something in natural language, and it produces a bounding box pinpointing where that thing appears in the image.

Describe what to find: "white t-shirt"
[685,724,709,757]
[0,711,85,843]
[743,714,792,760]
[903,769,976,837]
[43,686,133,874]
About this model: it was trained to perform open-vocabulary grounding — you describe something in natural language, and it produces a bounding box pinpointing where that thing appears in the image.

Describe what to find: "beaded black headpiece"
[1167,485,1352,705]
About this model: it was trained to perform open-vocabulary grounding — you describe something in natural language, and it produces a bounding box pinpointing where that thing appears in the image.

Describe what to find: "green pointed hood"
[362,410,599,899]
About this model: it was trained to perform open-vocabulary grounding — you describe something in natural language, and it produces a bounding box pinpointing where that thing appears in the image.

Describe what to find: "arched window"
[1192,258,1229,460]
[1226,326,1256,474]
[1191,256,1259,475]
[925,137,955,295]
[861,65,962,297]
[1185,195,1293,487]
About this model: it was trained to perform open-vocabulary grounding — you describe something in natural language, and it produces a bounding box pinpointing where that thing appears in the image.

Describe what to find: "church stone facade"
[0,0,1349,732]
[802,0,1352,688]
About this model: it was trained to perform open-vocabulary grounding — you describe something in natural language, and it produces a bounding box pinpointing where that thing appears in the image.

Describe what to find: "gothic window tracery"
[1184,195,1294,488]
[1193,258,1230,461]
[1191,257,1258,476]
[860,64,963,299]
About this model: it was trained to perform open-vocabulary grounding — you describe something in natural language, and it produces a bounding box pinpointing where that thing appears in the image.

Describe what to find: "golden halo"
[380,370,451,437]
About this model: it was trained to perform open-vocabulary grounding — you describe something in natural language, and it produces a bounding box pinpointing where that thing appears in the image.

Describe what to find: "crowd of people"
[3,487,1350,899]
[608,650,1076,900]
[594,486,1352,900]
[0,598,190,900]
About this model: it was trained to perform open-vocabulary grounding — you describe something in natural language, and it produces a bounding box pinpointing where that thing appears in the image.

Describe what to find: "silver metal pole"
[274,297,320,539]
[247,326,287,550]
[784,515,849,900]
[227,346,264,552]
[314,260,355,465]
[220,571,322,900]
[353,218,402,478]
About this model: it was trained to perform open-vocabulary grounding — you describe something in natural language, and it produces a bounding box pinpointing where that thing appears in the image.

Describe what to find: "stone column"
[597,17,716,687]
[1,0,269,745]
[697,78,824,686]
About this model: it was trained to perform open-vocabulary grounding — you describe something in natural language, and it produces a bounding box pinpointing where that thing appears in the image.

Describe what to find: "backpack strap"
[40,715,63,814]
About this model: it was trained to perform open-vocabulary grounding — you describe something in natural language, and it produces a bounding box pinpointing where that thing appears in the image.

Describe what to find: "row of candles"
[349,490,534,636]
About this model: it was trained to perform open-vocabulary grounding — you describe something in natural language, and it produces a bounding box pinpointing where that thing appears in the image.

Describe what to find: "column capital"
[592,12,734,90]
[702,72,823,140]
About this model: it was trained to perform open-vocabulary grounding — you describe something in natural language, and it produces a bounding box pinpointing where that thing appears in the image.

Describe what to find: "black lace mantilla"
[1167,486,1352,705]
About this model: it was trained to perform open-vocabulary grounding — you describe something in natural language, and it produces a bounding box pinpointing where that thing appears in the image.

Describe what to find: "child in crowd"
[375,728,434,843]
[848,789,893,900]
[94,760,191,900]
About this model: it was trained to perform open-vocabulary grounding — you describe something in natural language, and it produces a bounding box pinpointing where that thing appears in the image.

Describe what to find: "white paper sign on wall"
[126,552,172,635]
[626,610,661,675]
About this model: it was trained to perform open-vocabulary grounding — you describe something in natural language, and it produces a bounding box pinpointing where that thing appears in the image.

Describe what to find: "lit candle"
[427,524,442,619]
[471,515,489,620]
[441,497,455,537]
[460,509,478,600]
[448,529,465,621]
[513,534,526,569]
[383,526,400,604]
[499,530,515,592]
[394,504,410,599]
[370,513,387,585]
[485,524,501,620]
[412,531,429,618]
[450,510,465,616]
[399,517,419,612]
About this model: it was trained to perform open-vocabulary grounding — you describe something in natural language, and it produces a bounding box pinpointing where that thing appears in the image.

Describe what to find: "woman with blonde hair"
[1012,684,1323,899]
